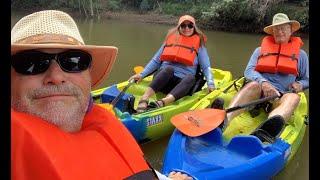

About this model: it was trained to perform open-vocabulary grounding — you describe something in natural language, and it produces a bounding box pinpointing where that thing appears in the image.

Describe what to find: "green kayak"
[91,68,232,143]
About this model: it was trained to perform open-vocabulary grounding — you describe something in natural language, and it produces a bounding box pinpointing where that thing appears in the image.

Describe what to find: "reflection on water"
[12,12,309,179]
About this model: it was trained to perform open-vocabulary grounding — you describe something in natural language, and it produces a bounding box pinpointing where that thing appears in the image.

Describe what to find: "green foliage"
[11,0,308,33]
[139,0,154,13]
[107,0,121,11]
[201,0,264,32]
[189,4,211,19]
[120,0,143,9]
[266,2,309,33]
[160,2,193,16]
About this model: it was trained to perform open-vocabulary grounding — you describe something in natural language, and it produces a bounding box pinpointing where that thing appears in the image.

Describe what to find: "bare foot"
[136,99,148,113]
[168,171,193,180]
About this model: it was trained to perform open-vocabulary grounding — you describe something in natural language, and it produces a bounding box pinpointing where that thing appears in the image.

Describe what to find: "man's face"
[272,23,292,44]
[11,48,92,132]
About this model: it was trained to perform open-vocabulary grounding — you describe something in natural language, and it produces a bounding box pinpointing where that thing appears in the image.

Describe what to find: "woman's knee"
[182,74,196,83]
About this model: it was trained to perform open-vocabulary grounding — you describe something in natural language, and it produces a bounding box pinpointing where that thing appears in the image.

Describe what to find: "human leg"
[168,74,196,100]
[137,66,174,112]
[250,93,300,142]
[268,93,300,121]
[149,66,175,92]
[136,87,156,113]
[149,74,195,108]
[226,81,262,125]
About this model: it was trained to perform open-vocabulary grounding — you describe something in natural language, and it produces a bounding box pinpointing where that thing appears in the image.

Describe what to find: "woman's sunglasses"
[180,23,194,29]
[11,50,92,75]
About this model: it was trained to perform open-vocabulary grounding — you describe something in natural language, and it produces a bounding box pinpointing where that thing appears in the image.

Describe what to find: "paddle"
[171,93,282,137]
[110,66,144,106]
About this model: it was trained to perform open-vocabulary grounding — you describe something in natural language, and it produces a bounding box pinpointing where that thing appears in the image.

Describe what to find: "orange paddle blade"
[133,66,144,74]
[171,109,226,137]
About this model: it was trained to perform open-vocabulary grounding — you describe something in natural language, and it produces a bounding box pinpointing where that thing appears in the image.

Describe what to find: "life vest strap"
[164,43,198,55]
[258,52,298,61]
[124,170,158,180]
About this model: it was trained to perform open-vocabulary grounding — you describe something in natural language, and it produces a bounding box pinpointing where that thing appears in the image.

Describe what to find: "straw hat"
[264,13,300,35]
[11,10,118,89]
[177,15,196,26]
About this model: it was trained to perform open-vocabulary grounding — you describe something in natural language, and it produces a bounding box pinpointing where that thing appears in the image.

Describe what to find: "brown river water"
[12,13,309,179]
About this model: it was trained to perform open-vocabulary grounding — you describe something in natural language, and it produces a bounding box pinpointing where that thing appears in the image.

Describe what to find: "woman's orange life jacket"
[11,104,152,180]
[160,33,201,66]
[255,36,303,76]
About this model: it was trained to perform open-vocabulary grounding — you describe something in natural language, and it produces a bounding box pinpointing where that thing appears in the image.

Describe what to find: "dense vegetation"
[11,0,309,33]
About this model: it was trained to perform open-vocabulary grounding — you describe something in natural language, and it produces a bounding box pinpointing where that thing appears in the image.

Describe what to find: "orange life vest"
[160,33,201,66]
[11,104,153,180]
[255,36,303,76]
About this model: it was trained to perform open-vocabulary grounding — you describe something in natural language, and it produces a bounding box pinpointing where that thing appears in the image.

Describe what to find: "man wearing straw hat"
[11,10,191,180]
[222,13,309,136]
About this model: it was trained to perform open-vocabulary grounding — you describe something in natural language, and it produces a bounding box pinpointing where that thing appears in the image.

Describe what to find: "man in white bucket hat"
[220,13,309,141]
[11,10,191,180]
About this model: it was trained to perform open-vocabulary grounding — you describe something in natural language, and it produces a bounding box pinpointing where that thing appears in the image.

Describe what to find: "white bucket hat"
[264,13,300,35]
[11,10,118,89]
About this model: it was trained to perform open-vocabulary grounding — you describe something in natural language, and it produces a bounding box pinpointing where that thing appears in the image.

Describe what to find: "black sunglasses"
[11,50,92,75]
[180,23,194,29]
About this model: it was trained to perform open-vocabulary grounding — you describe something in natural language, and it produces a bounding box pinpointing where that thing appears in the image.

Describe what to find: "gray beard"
[12,84,90,133]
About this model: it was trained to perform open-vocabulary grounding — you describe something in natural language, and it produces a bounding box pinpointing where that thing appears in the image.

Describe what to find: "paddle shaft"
[111,80,135,106]
[225,94,279,113]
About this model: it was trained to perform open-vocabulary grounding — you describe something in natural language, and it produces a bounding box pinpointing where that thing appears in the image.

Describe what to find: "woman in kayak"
[129,15,215,113]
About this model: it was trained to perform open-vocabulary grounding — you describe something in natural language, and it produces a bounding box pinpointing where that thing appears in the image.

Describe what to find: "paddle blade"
[133,66,144,74]
[171,109,226,137]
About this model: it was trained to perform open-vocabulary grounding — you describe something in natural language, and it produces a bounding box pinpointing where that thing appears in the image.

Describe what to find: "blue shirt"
[140,44,215,88]
[244,47,309,92]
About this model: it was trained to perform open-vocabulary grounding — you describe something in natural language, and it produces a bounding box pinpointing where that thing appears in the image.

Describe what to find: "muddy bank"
[102,11,178,25]
[61,10,179,26]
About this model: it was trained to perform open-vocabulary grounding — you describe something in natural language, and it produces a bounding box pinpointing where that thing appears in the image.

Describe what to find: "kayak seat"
[101,85,136,114]
[198,128,223,145]
[188,64,206,95]
[227,136,264,158]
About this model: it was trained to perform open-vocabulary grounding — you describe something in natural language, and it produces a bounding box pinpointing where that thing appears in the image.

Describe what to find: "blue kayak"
[162,128,291,180]
[162,77,308,179]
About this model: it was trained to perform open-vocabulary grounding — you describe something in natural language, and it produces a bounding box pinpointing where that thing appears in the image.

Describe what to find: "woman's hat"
[264,13,300,35]
[178,15,195,26]
[11,10,118,89]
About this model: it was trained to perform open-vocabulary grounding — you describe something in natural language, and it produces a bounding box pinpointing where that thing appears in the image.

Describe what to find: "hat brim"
[263,20,301,35]
[11,44,118,89]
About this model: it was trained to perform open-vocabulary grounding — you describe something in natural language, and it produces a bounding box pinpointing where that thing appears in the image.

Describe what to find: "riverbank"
[102,11,178,25]
[83,11,309,38]
[12,9,309,38]
[12,0,308,36]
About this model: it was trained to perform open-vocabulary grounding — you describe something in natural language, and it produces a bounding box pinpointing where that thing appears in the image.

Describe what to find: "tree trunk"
[81,0,88,18]
[89,0,94,17]
[77,0,82,15]
[96,0,100,19]
[157,1,162,13]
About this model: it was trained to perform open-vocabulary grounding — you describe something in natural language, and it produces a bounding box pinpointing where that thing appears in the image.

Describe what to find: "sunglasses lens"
[11,51,51,75]
[12,50,92,75]
[58,50,92,72]
[180,24,194,29]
